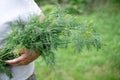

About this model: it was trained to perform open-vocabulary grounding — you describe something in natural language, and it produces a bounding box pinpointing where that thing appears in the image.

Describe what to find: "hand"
[5,49,40,66]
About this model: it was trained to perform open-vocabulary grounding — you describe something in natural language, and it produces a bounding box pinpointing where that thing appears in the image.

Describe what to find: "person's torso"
[0,0,41,80]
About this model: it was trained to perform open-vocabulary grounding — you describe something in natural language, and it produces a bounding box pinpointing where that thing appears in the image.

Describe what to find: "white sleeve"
[27,0,42,15]
[19,0,42,21]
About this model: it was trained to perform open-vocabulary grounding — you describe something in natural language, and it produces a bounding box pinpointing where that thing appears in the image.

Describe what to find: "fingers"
[5,53,28,65]
[5,50,40,66]
[15,53,39,66]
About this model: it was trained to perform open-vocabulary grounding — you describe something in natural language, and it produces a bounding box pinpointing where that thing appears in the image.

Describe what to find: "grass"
[35,2,120,80]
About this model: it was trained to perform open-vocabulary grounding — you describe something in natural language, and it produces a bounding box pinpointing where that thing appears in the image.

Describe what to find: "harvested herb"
[0,7,101,78]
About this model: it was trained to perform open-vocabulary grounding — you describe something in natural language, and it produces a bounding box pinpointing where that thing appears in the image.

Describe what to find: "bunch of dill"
[0,7,101,78]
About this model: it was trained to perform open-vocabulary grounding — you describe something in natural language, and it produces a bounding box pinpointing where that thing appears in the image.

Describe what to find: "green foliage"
[111,0,120,3]
[0,7,101,78]
[35,2,120,80]
[66,0,86,11]
[35,0,58,5]
[36,0,120,14]
[41,5,55,14]
[36,0,92,14]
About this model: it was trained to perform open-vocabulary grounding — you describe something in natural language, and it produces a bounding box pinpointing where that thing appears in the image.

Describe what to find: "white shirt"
[0,0,42,80]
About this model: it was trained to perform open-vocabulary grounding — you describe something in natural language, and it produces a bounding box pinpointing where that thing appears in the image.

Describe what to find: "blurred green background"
[34,0,120,80]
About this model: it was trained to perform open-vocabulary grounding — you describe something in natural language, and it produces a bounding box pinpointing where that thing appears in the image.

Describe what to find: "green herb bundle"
[0,7,101,78]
